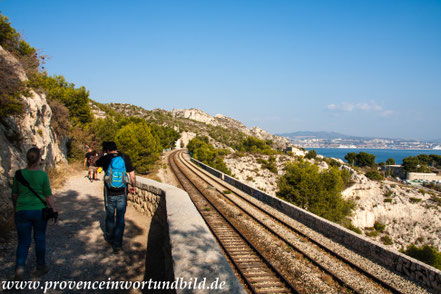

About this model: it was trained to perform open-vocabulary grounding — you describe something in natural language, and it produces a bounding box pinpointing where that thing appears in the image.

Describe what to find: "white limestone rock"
[0,45,67,230]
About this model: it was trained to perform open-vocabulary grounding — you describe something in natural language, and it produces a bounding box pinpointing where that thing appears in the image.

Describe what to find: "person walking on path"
[84,148,99,182]
[96,142,136,253]
[11,147,58,280]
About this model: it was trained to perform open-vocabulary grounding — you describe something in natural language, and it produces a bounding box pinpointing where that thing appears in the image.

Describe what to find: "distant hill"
[277,131,371,140]
[91,103,299,150]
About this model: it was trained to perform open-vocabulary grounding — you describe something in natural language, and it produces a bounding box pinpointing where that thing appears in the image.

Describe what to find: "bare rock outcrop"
[343,178,441,251]
[0,45,66,233]
[172,108,300,150]
[249,126,290,149]
[175,131,197,148]
[172,108,219,126]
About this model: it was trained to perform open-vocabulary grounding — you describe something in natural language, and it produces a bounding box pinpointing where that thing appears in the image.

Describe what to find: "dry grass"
[144,174,162,182]
[47,161,84,190]
[140,158,165,182]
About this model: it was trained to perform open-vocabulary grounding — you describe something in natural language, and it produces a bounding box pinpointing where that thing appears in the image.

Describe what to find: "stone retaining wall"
[128,177,173,285]
[128,179,166,224]
[191,158,441,293]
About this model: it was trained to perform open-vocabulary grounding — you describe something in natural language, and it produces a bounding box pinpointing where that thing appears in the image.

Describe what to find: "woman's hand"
[52,211,58,224]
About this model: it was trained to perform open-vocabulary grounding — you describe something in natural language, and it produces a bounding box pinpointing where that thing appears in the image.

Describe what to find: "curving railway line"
[169,150,299,294]
[168,150,429,294]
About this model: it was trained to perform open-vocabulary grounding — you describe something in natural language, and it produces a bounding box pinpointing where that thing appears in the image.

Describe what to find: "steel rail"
[169,150,300,294]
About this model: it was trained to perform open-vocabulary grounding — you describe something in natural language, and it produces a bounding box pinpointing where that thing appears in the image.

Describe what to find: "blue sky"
[2,0,440,140]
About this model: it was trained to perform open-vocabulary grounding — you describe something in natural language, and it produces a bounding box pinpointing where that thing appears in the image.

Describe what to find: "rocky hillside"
[223,152,441,252]
[0,45,66,233]
[172,108,294,150]
[94,103,304,153]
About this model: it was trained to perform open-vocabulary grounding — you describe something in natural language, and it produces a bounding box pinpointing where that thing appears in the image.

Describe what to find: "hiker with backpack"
[11,147,58,280]
[95,142,136,253]
[84,148,99,182]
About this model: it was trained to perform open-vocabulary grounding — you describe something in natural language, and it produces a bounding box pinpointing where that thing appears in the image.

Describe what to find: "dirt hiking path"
[0,171,152,293]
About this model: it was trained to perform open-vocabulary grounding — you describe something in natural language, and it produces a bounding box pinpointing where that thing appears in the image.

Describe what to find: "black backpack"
[88,153,99,166]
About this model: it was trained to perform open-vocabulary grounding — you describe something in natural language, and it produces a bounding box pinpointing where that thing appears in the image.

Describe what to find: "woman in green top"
[11,147,58,280]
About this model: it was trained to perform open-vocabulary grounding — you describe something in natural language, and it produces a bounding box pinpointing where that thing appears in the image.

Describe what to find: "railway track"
[169,151,299,294]
[170,150,427,294]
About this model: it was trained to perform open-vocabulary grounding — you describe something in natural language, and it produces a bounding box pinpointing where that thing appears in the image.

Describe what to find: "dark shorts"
[89,166,98,172]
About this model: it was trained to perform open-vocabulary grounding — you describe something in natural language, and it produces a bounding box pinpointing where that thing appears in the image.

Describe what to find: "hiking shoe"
[104,235,113,245]
[14,267,25,281]
[34,265,50,277]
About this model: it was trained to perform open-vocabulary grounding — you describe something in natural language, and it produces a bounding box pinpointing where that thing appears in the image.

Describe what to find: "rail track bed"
[169,151,298,294]
[169,150,430,294]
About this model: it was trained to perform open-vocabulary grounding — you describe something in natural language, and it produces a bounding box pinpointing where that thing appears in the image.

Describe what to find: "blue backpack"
[105,155,128,189]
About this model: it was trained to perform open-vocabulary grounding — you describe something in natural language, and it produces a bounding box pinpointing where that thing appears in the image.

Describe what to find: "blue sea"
[306,148,441,164]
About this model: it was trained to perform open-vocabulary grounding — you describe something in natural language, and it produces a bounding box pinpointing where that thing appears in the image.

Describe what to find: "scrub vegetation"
[277,160,354,223]
[187,136,231,175]
[404,245,441,270]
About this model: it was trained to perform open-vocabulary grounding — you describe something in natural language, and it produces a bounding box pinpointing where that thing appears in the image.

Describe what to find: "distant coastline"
[305,148,441,164]
[281,131,441,150]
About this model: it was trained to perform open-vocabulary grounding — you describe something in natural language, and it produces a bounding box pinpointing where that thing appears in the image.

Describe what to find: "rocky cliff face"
[0,45,66,233]
[172,108,296,150]
[343,176,441,251]
[249,126,293,150]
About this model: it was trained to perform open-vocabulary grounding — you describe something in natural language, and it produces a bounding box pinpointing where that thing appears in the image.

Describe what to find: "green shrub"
[365,230,379,237]
[384,190,393,197]
[305,149,317,159]
[384,198,392,203]
[432,196,441,206]
[365,170,384,181]
[236,136,275,154]
[29,73,93,125]
[404,245,441,270]
[324,158,342,168]
[381,236,393,245]
[345,152,376,167]
[386,158,396,165]
[277,161,354,222]
[374,221,386,232]
[340,169,354,188]
[188,136,231,175]
[48,99,70,137]
[115,121,161,174]
[0,13,39,74]
[258,156,278,173]
[401,154,440,172]
[347,224,362,234]
[409,197,422,204]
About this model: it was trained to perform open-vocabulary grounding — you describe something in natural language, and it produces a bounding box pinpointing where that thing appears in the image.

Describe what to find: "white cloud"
[327,104,337,110]
[380,110,394,117]
[326,100,393,116]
